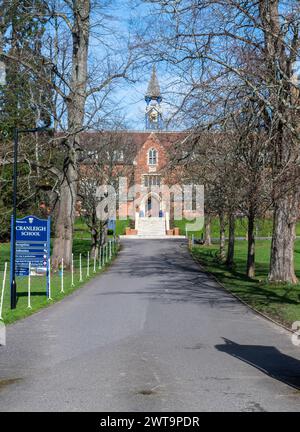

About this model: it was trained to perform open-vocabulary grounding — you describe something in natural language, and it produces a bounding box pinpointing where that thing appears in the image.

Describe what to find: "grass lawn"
[191,240,300,328]
[174,217,300,238]
[74,215,300,239]
[74,217,130,239]
[0,239,118,325]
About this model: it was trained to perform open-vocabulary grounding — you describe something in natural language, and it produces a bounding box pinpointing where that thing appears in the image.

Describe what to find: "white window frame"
[148,148,158,166]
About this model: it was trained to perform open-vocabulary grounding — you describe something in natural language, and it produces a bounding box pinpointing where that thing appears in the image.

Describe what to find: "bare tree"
[143,0,300,283]
[1,0,135,269]
[78,130,135,257]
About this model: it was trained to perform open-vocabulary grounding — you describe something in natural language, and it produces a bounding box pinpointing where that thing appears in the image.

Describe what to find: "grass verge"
[0,239,119,325]
[174,217,300,238]
[191,240,300,328]
[74,217,130,239]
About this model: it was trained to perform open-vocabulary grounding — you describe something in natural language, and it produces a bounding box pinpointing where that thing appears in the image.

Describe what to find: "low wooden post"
[87,252,90,277]
[71,253,75,287]
[48,258,52,300]
[102,245,105,267]
[79,253,83,282]
[0,262,7,320]
[61,258,64,293]
[99,246,102,269]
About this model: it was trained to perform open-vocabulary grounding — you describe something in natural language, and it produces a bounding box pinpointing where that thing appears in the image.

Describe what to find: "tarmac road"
[0,239,300,411]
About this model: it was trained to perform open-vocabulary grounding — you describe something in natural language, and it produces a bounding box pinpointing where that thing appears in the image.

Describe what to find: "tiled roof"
[80,131,187,152]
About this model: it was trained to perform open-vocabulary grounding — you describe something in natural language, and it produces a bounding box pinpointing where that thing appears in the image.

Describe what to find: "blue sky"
[88,0,178,131]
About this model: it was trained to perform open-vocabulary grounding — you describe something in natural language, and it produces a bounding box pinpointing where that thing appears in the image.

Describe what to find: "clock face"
[149,109,158,122]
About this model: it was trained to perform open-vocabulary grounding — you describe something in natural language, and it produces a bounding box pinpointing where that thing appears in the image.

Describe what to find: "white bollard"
[109,240,112,259]
[87,252,90,277]
[71,253,75,287]
[99,246,102,269]
[48,258,52,300]
[106,243,108,263]
[79,253,83,282]
[28,262,31,309]
[0,262,8,320]
[185,226,188,238]
[61,258,64,293]
[102,245,105,267]
[93,252,96,273]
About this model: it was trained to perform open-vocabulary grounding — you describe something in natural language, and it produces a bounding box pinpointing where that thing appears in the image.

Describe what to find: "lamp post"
[10,122,50,309]
[0,59,51,308]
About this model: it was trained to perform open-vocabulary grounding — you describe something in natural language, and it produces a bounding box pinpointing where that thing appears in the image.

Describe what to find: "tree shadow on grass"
[216,338,300,391]
[196,252,300,307]
[218,274,299,306]
[17,292,46,298]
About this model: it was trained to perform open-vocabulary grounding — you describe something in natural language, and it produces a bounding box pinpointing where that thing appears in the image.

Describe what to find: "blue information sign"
[10,215,51,296]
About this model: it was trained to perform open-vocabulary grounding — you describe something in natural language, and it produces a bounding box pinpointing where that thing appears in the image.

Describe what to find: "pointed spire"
[145,65,161,99]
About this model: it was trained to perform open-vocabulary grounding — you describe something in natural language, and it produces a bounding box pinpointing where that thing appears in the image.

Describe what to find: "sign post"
[28,262,31,309]
[10,215,51,307]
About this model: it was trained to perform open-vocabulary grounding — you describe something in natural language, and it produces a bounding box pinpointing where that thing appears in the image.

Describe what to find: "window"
[143,175,161,187]
[148,148,157,165]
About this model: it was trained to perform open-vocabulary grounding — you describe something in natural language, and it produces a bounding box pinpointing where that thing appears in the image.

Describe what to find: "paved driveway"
[0,239,300,411]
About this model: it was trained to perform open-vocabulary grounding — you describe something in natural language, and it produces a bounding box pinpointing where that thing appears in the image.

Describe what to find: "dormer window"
[148,148,157,165]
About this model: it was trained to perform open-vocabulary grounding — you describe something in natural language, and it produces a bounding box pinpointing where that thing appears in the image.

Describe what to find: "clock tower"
[145,65,163,130]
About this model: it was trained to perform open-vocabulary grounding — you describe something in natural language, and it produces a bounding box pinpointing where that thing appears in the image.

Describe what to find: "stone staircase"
[137,217,166,237]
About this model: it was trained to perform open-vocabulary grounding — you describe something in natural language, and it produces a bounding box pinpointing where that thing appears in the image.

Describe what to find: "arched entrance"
[141,192,161,217]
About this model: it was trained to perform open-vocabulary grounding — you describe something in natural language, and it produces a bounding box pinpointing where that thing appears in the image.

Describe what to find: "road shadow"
[215,338,300,390]
[99,240,240,309]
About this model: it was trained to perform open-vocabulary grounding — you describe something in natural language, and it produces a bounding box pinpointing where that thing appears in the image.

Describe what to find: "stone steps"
[137,217,166,236]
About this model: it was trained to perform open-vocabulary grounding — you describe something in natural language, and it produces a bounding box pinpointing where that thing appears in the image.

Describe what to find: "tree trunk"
[219,213,226,261]
[226,213,235,268]
[99,222,108,246]
[90,210,99,259]
[52,162,77,269]
[204,215,212,245]
[268,194,298,284]
[258,0,299,284]
[91,229,99,259]
[247,210,255,278]
[51,1,90,269]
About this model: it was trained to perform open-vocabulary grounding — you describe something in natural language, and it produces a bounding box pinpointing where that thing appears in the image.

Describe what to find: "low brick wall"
[125,228,138,235]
